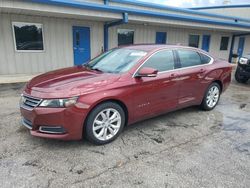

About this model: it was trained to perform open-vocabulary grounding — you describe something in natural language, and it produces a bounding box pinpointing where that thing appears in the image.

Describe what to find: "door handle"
[199,68,206,73]
[169,73,178,78]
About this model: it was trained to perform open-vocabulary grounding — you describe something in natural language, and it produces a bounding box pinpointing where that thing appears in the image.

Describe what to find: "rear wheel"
[235,68,249,83]
[201,82,221,111]
[85,102,125,145]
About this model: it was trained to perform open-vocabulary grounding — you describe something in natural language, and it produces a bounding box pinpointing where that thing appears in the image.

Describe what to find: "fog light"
[39,126,66,134]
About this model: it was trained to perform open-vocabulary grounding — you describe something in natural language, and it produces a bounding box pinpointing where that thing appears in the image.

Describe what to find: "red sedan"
[20,45,232,144]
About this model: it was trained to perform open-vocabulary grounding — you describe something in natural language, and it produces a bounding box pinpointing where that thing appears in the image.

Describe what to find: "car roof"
[119,44,200,52]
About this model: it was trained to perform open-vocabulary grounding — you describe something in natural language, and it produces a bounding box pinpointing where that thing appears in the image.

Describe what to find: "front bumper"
[20,105,87,140]
[237,65,250,77]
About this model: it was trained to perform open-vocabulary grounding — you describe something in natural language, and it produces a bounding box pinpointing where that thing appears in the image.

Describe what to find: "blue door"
[73,26,90,65]
[202,35,210,52]
[237,37,245,57]
[156,32,167,44]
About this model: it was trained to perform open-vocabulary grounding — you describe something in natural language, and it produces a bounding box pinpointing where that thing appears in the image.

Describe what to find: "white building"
[191,4,250,61]
[0,0,250,75]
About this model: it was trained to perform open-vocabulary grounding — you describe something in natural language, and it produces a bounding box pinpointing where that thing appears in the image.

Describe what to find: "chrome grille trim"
[21,95,42,110]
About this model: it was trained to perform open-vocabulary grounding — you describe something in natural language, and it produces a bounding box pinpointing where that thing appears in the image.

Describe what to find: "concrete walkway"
[0,74,40,84]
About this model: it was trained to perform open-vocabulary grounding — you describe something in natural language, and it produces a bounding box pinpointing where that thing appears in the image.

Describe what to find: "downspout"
[104,12,128,52]
[104,24,109,52]
[104,0,109,5]
[229,32,250,62]
[229,35,235,62]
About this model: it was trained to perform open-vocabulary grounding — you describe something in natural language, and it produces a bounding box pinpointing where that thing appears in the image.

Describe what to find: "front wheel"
[84,102,125,145]
[201,83,221,111]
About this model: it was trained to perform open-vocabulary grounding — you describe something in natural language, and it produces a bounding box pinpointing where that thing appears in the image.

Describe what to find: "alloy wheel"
[206,86,220,108]
[92,108,121,141]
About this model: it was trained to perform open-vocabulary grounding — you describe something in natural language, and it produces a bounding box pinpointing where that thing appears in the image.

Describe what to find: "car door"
[131,50,180,120]
[175,49,211,107]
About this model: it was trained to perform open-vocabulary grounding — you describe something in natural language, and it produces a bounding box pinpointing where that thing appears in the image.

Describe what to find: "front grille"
[21,95,42,110]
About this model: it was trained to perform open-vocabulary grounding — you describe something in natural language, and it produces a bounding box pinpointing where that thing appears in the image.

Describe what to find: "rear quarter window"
[200,53,212,64]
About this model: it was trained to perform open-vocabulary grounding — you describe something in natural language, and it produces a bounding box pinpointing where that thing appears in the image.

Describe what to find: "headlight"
[39,97,78,108]
[239,57,248,65]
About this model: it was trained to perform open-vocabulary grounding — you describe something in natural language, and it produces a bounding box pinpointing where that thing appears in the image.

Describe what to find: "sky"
[138,0,250,8]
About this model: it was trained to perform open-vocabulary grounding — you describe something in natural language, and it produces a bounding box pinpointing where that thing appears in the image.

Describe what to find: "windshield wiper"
[84,64,103,72]
[91,68,103,72]
[84,64,92,69]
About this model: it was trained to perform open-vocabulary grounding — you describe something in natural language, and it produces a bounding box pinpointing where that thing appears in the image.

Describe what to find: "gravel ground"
[0,79,249,188]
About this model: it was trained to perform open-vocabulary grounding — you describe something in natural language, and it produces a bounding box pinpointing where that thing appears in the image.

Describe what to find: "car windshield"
[85,49,147,73]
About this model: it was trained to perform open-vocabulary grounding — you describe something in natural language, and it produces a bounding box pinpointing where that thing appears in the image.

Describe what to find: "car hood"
[243,54,250,59]
[25,66,121,98]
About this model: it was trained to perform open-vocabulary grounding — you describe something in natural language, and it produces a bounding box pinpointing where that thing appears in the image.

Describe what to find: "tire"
[200,82,221,111]
[235,68,249,83]
[84,102,125,145]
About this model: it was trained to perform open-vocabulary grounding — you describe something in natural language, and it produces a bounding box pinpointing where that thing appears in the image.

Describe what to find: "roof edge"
[190,4,250,10]
[110,0,250,23]
[24,0,250,30]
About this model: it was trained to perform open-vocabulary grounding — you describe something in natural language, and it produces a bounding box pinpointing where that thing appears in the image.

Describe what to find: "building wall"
[233,36,250,55]
[0,13,104,75]
[109,24,232,60]
[244,36,250,55]
[1,1,249,76]
[109,1,245,23]
[0,0,122,21]
[196,7,250,19]
[127,14,248,32]
[1,0,249,32]
[197,7,250,57]
[0,13,233,75]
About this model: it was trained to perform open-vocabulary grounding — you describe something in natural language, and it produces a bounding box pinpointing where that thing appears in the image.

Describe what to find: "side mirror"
[136,67,158,78]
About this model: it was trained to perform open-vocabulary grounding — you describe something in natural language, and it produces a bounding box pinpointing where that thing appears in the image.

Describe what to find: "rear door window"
[177,50,202,68]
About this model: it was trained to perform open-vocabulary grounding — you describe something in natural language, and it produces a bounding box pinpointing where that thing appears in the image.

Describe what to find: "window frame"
[199,52,212,65]
[140,49,175,72]
[219,36,230,51]
[188,34,200,48]
[133,48,214,78]
[176,49,213,69]
[117,28,135,46]
[12,21,45,53]
[133,49,177,77]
